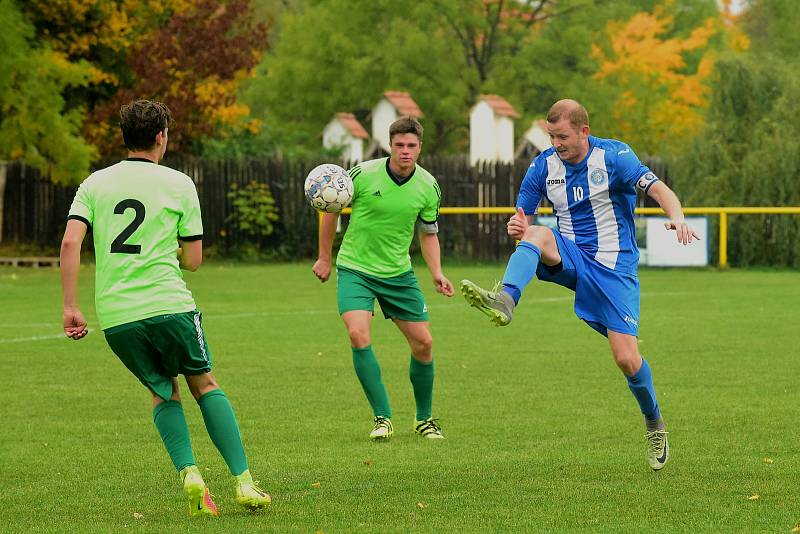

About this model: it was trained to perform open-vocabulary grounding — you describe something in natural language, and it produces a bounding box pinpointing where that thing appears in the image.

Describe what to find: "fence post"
[719,211,728,269]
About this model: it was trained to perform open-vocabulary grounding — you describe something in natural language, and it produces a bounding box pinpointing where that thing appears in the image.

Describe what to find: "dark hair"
[389,115,423,143]
[119,100,172,151]
[546,99,589,130]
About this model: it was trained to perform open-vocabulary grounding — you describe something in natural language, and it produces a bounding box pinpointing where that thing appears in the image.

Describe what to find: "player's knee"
[347,327,371,347]
[186,373,218,400]
[613,351,641,375]
[410,333,433,357]
[522,225,552,248]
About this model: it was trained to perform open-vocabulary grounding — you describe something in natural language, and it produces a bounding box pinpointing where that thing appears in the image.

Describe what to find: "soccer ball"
[304,163,354,213]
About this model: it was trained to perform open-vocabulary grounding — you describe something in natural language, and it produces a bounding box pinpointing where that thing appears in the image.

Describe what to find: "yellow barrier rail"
[330,206,800,268]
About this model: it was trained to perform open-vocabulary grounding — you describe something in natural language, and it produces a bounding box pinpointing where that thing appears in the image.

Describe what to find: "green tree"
[671,54,800,267]
[246,0,723,157]
[0,0,95,183]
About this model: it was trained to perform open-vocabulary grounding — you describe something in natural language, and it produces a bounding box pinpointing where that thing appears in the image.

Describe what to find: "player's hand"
[663,220,700,245]
[507,207,529,240]
[63,307,88,340]
[312,257,332,282]
[433,273,454,297]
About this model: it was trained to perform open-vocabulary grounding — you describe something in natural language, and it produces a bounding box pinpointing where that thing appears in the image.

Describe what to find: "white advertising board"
[645,217,709,266]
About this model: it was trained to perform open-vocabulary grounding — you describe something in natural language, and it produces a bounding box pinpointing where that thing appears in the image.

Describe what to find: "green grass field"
[2,263,799,533]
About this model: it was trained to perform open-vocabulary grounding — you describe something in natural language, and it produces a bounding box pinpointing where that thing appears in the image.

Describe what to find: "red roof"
[480,94,520,119]
[383,91,424,117]
[335,113,369,139]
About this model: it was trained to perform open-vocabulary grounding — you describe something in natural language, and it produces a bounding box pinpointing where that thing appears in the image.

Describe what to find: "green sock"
[197,389,249,476]
[153,400,196,472]
[409,357,434,421]
[352,345,392,418]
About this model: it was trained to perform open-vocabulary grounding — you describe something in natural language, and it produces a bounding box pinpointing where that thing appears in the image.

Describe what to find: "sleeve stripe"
[178,234,203,242]
[67,215,91,228]
[418,216,438,224]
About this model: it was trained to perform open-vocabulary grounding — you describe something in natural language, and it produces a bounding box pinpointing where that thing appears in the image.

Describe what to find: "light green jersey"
[68,159,203,329]
[336,157,441,278]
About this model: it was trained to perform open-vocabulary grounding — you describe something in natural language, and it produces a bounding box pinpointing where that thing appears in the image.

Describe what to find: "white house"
[470,94,520,165]
[371,91,424,153]
[515,119,552,161]
[322,112,369,163]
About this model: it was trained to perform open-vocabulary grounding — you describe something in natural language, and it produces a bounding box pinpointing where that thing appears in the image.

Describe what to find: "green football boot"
[461,280,515,326]
[234,470,272,511]
[645,430,669,471]
[369,416,393,440]
[180,466,219,517]
[414,418,444,439]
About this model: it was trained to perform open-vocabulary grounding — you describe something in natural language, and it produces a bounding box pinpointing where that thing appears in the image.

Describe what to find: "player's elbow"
[60,236,82,253]
[183,256,202,272]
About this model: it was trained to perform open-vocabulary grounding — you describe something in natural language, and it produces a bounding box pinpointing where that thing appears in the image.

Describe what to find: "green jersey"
[336,158,441,278]
[68,159,203,329]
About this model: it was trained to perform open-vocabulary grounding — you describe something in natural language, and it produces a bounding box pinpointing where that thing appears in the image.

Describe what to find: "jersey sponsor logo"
[589,168,607,186]
[546,178,566,185]
[636,172,658,190]
[372,190,382,198]
[617,148,631,155]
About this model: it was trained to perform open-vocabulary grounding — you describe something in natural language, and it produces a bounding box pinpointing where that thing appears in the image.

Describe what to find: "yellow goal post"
[327,206,800,268]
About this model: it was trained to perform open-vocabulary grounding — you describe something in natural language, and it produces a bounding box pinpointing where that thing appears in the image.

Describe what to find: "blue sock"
[626,357,660,420]
[501,241,541,304]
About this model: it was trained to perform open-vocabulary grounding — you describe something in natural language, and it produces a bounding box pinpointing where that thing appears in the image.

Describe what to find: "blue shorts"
[536,228,640,337]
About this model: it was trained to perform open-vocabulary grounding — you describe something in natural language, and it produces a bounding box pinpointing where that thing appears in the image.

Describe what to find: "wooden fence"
[0,155,664,260]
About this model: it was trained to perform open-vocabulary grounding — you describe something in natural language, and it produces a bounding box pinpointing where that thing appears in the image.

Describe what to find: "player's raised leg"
[608,331,669,471]
[462,224,558,326]
[342,310,393,439]
[186,372,272,510]
[394,319,443,439]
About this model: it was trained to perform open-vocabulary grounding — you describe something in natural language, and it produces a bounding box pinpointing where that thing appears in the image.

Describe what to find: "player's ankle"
[235,469,254,486]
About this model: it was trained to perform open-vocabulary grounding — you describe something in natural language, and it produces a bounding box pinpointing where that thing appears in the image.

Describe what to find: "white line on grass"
[0,333,70,344]
[0,291,695,343]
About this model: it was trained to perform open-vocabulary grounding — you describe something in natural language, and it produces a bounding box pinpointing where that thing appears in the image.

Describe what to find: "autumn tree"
[86,0,268,157]
[589,2,721,156]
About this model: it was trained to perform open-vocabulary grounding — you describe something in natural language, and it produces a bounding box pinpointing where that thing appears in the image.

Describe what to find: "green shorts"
[336,266,429,321]
[104,310,212,401]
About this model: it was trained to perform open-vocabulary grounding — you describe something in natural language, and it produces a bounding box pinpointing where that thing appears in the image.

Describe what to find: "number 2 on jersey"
[110,199,145,254]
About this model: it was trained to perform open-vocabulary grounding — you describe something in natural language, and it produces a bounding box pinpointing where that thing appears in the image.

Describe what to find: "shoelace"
[646,430,668,454]
[418,419,442,434]
[374,417,391,429]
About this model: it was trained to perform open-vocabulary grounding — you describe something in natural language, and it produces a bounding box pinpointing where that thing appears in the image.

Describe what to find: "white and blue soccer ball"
[304,163,353,213]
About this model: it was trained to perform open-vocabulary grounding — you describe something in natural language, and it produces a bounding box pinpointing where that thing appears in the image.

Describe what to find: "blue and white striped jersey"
[518,135,659,275]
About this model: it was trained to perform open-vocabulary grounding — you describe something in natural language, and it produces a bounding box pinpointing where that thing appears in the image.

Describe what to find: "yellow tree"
[590,3,719,155]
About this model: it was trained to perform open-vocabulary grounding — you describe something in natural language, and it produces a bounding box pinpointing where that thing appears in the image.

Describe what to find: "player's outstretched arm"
[419,231,454,297]
[312,212,338,283]
[646,181,700,245]
[60,220,89,340]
